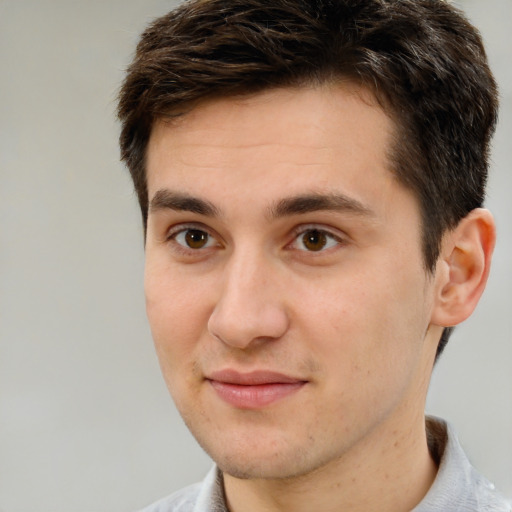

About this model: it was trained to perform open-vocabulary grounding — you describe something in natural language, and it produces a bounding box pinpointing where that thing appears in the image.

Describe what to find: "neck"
[223,413,437,512]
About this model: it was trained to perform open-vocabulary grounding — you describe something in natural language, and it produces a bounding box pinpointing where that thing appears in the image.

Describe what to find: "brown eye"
[172,228,215,250]
[184,229,209,249]
[301,229,328,251]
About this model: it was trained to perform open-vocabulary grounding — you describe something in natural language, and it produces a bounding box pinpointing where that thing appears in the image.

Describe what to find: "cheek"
[295,263,429,377]
[297,284,427,435]
[146,292,206,411]
[144,263,212,378]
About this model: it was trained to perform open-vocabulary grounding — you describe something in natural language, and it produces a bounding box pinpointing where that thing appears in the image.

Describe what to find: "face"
[144,85,441,480]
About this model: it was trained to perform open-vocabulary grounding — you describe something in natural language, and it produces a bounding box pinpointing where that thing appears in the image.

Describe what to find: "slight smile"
[207,370,308,409]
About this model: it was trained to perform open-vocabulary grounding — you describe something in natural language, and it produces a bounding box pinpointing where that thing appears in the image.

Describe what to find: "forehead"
[144,85,414,231]
[146,84,397,196]
[152,82,386,137]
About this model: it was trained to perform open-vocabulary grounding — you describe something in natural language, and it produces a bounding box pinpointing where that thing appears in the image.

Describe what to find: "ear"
[431,208,496,328]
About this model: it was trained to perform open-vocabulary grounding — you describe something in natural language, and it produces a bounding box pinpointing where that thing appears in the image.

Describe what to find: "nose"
[207,252,289,349]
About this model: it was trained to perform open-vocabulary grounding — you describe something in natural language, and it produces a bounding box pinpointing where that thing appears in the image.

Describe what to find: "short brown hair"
[118,0,498,357]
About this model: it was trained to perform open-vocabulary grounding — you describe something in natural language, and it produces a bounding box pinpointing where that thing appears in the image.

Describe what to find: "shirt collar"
[413,416,509,511]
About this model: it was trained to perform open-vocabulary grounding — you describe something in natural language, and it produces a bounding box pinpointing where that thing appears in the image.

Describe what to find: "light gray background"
[0,1,510,511]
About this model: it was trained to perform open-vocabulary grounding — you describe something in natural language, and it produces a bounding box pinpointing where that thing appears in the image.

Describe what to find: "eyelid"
[165,222,223,252]
[288,224,347,251]
[290,223,346,239]
[166,221,215,239]
[164,222,346,253]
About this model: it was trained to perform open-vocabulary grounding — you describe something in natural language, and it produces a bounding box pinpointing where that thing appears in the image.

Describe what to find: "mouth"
[206,369,307,409]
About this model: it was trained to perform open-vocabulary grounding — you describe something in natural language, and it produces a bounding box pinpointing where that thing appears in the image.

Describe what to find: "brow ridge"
[269,193,374,218]
[149,189,373,220]
[149,189,219,217]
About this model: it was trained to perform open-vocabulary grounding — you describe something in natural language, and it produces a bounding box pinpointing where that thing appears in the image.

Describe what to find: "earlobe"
[431,208,496,328]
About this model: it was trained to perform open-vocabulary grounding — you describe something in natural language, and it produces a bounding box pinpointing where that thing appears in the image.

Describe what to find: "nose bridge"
[208,245,288,348]
[229,245,269,296]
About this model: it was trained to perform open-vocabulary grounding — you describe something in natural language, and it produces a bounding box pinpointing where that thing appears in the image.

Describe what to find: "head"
[118,0,498,485]
[118,0,498,359]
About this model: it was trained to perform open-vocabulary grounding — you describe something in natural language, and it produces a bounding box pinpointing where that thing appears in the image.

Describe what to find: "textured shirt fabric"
[139,417,510,512]
[412,418,509,511]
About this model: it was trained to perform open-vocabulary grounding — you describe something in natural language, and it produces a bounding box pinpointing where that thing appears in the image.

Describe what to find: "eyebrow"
[149,189,219,217]
[148,189,374,219]
[269,193,374,219]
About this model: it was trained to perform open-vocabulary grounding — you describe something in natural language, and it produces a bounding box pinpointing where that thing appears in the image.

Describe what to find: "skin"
[143,84,494,512]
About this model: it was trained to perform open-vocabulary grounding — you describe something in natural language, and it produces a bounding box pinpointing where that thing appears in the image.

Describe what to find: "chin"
[217,457,306,481]
[195,432,327,481]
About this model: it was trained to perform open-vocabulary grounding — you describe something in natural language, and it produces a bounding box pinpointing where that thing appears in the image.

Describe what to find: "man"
[118,0,509,510]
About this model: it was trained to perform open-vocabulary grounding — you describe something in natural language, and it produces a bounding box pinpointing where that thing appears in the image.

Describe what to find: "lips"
[206,370,307,409]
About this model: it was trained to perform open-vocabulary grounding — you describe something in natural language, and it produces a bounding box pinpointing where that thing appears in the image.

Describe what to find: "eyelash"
[288,225,345,253]
[166,223,220,255]
[165,223,345,256]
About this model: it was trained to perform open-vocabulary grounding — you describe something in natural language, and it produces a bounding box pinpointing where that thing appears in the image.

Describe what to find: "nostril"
[207,302,289,349]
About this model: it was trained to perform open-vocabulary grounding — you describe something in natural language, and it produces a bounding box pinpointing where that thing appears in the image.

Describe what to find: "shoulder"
[137,482,202,512]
